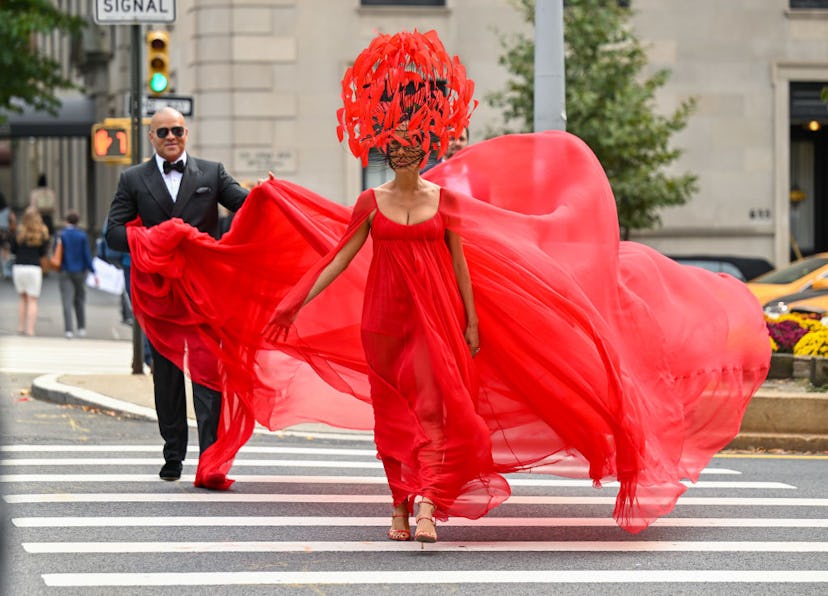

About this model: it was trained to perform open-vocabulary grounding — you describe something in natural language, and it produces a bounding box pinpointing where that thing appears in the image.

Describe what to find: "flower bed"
[765,312,828,386]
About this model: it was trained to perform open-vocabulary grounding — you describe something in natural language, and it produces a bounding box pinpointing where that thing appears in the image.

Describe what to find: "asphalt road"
[2,369,827,595]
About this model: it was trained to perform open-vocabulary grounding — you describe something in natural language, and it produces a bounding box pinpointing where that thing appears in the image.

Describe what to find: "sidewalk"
[5,334,827,451]
[31,371,373,440]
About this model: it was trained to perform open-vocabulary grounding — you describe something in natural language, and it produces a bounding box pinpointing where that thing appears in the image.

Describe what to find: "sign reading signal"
[94,0,176,24]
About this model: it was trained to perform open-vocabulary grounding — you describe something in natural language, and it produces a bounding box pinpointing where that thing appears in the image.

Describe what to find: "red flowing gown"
[126,131,770,533]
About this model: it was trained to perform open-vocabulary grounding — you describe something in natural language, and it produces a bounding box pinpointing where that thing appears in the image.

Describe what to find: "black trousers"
[150,344,221,463]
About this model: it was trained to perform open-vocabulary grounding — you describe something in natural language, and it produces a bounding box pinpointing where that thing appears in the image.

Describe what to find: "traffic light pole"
[130,24,145,375]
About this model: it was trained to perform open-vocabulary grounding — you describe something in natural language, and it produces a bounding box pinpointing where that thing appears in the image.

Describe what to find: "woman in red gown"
[268,122,496,543]
[125,30,770,537]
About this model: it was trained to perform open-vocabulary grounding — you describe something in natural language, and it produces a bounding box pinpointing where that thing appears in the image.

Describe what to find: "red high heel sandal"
[387,513,411,541]
[415,500,438,544]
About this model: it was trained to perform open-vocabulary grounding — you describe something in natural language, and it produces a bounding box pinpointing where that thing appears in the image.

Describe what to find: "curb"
[31,373,158,421]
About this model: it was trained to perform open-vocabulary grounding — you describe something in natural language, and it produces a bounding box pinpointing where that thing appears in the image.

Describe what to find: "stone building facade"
[2,0,828,269]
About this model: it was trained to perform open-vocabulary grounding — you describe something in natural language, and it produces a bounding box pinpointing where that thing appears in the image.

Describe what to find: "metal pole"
[534,0,566,131]
[130,24,144,374]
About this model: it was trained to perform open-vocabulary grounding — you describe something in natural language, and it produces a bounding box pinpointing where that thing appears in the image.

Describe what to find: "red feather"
[338,30,475,164]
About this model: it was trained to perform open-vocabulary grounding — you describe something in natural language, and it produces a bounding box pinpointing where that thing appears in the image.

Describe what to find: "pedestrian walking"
[54,210,96,338]
[10,206,49,336]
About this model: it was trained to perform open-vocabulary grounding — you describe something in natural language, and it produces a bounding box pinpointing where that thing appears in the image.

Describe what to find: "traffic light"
[91,119,131,164]
[146,30,170,96]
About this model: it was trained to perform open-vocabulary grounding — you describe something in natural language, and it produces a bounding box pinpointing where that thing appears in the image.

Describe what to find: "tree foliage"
[487,0,698,239]
[0,0,85,123]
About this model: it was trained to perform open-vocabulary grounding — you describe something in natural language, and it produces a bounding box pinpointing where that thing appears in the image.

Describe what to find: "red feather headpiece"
[336,29,477,166]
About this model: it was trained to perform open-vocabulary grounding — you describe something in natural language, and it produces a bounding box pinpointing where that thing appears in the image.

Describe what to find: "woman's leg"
[17,293,26,334]
[415,498,437,543]
[388,500,411,541]
[25,295,38,336]
[382,457,411,540]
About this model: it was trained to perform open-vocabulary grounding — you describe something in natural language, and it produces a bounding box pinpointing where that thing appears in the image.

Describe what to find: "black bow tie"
[163,160,185,174]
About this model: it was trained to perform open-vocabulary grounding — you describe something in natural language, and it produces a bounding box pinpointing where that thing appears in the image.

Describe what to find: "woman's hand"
[465,323,480,358]
[263,308,296,343]
[257,171,278,186]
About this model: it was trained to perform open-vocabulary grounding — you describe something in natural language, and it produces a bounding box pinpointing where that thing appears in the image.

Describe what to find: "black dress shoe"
[159,461,182,481]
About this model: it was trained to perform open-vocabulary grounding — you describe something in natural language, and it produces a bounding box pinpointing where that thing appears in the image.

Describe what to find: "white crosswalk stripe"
[40,570,828,587]
[3,442,827,590]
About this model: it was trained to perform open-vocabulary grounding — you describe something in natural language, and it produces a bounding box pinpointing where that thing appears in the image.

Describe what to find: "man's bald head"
[149,107,188,162]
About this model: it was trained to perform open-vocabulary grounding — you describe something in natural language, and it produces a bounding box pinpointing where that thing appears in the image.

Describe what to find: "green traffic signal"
[146,30,170,96]
[149,72,169,94]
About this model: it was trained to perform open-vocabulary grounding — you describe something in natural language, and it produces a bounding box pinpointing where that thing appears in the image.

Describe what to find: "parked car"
[668,255,774,282]
[747,252,828,305]
[762,278,828,317]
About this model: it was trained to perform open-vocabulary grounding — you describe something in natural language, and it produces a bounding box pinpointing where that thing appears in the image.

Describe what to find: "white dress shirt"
[154,152,187,202]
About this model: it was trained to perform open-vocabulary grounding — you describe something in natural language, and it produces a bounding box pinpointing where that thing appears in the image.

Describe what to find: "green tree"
[0,0,85,123]
[488,0,698,240]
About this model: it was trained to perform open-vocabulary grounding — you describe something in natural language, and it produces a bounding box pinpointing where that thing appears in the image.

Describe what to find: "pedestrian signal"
[91,120,131,164]
[146,30,170,96]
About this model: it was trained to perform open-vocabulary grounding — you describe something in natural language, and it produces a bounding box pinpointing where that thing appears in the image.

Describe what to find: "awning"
[0,96,96,138]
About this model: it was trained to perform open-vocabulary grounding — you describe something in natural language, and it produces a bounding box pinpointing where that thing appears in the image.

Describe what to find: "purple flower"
[767,320,808,353]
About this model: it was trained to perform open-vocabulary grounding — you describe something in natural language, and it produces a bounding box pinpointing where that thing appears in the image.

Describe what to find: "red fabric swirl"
[126,131,769,531]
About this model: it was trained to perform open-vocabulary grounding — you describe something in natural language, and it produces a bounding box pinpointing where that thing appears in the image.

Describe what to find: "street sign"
[124,95,194,117]
[94,0,176,24]
[144,95,193,117]
[91,118,132,164]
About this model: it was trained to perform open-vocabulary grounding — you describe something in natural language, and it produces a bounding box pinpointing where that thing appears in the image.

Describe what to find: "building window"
[361,0,446,6]
[790,0,828,8]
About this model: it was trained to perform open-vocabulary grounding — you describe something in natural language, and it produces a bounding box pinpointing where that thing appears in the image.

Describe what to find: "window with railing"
[790,0,828,8]
[361,0,446,6]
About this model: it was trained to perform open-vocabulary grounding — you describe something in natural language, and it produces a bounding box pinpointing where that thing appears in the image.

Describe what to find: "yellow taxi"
[746,252,828,305]
[762,278,828,318]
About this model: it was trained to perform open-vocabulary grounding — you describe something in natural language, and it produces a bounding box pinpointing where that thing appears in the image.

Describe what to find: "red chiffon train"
[126,131,770,532]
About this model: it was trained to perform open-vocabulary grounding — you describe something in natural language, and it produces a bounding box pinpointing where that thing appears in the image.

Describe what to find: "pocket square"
[195,186,211,194]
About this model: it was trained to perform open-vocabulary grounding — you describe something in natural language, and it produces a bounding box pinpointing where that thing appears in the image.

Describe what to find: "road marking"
[2,444,818,461]
[6,493,828,506]
[0,473,792,488]
[40,569,828,586]
[0,445,378,455]
[0,458,742,477]
[23,540,828,554]
[0,458,385,469]
[14,516,828,528]
[717,453,828,461]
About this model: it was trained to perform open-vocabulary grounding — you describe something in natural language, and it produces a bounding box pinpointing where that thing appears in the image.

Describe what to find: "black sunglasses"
[154,126,185,139]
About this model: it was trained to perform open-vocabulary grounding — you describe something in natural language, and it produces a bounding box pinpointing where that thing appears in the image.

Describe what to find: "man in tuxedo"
[105,107,248,481]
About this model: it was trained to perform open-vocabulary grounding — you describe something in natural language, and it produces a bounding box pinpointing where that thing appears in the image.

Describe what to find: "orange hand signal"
[93,128,114,157]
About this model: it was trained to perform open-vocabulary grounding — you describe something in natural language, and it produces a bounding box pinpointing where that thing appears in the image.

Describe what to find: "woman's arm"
[303,217,371,306]
[266,216,372,341]
[446,229,479,356]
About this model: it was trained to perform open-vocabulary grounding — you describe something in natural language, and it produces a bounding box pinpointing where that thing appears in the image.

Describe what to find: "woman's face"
[386,125,425,170]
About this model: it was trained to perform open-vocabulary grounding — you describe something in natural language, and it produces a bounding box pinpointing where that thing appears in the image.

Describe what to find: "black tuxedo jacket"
[105,155,248,252]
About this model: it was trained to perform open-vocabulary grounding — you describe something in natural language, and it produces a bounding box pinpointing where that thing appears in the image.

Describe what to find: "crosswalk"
[3,441,828,591]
